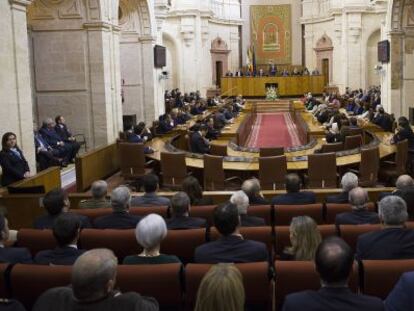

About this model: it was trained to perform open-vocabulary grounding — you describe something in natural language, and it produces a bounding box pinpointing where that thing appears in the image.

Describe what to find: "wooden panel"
[76,143,119,192]
[3,167,61,194]
[0,195,44,229]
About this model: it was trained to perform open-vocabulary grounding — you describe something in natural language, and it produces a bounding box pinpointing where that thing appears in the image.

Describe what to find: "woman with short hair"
[195,264,245,311]
[282,216,322,261]
[123,214,181,265]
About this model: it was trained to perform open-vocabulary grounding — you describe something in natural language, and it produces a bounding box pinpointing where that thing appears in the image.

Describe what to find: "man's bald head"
[349,187,368,210]
[396,175,414,190]
[315,237,353,286]
[72,249,118,302]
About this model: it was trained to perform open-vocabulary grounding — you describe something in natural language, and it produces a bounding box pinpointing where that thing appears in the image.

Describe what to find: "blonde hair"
[286,216,322,260]
[195,264,245,311]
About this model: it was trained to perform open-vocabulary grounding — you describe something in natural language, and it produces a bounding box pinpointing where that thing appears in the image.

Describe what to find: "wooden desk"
[221,76,325,97]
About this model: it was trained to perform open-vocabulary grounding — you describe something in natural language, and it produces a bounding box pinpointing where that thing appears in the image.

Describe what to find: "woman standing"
[0,132,30,186]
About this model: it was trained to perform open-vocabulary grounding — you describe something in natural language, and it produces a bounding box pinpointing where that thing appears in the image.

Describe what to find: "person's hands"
[23,172,31,178]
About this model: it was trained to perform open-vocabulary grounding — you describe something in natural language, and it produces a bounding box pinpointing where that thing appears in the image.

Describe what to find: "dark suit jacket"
[335,210,380,227]
[0,247,32,264]
[93,212,141,229]
[34,213,91,230]
[130,193,170,207]
[166,216,206,230]
[395,188,414,219]
[282,287,384,311]
[356,227,414,260]
[393,127,414,150]
[190,132,210,154]
[385,271,414,310]
[194,235,268,263]
[39,127,63,147]
[0,149,29,186]
[271,191,316,205]
[34,247,85,265]
[248,195,269,205]
[240,214,266,227]
[0,299,27,311]
[326,191,349,204]
[54,124,72,141]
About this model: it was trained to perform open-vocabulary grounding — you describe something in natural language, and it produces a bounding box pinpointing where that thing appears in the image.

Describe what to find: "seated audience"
[281,216,322,261]
[34,130,62,170]
[356,195,414,260]
[54,115,81,158]
[194,203,268,263]
[205,117,220,140]
[33,249,159,311]
[195,264,244,311]
[157,113,174,134]
[190,124,210,154]
[35,213,85,265]
[372,107,393,132]
[282,237,384,311]
[166,192,206,229]
[0,215,32,264]
[271,173,316,205]
[230,191,265,227]
[79,180,111,209]
[93,186,141,229]
[326,172,358,204]
[135,122,153,142]
[385,271,414,310]
[0,132,31,186]
[123,214,181,265]
[241,178,268,205]
[335,187,379,227]
[34,189,91,229]
[391,116,414,150]
[393,175,414,219]
[181,176,213,206]
[131,174,170,206]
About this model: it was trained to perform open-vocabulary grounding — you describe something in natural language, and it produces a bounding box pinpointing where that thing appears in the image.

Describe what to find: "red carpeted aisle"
[246,113,302,148]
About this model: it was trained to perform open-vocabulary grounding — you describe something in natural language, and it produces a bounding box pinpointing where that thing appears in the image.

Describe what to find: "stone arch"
[314,34,333,84]
[163,32,180,90]
[366,29,381,87]
[210,37,230,87]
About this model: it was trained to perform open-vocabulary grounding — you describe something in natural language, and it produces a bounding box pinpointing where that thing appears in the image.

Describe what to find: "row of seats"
[1,259,414,310]
[17,223,410,263]
[70,202,376,226]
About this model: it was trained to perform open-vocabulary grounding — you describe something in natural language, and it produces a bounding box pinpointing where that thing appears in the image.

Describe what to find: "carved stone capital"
[9,0,32,11]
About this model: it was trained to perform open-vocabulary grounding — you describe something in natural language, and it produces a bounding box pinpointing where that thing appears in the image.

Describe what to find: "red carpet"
[246,113,302,148]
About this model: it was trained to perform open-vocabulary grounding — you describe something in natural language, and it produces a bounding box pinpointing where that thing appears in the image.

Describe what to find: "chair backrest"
[395,139,408,174]
[259,147,284,157]
[185,262,271,310]
[117,263,183,308]
[274,260,358,311]
[10,264,72,309]
[189,205,217,226]
[130,206,169,218]
[70,208,111,220]
[308,153,337,188]
[361,259,414,299]
[79,229,140,261]
[320,142,343,153]
[344,135,362,150]
[203,154,225,190]
[248,205,273,225]
[359,147,380,187]
[259,156,287,190]
[16,229,56,256]
[118,143,146,178]
[0,263,9,298]
[210,144,227,156]
[325,202,376,224]
[160,152,187,187]
[338,224,382,251]
[274,224,336,256]
[274,204,324,226]
[161,228,206,264]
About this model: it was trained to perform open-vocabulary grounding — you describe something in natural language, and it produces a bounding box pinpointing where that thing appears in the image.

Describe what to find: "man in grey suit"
[131,174,170,207]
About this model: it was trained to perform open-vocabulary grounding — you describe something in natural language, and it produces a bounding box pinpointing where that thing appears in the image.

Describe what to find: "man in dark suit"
[130,174,170,207]
[282,237,384,311]
[326,172,358,204]
[271,173,316,205]
[335,187,379,227]
[356,195,414,260]
[54,115,81,159]
[194,203,268,263]
[0,215,32,264]
[94,186,141,229]
[190,124,210,154]
[34,189,91,229]
[241,178,268,205]
[166,192,206,230]
[205,118,220,140]
[385,271,414,310]
[34,130,62,169]
[32,249,158,311]
[35,213,85,265]
[230,191,265,227]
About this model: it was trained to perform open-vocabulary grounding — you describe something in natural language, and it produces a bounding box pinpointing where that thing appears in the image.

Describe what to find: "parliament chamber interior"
[1,0,414,310]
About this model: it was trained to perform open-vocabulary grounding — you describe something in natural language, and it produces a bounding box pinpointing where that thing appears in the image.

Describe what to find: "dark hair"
[349,117,357,126]
[285,173,301,193]
[1,132,17,150]
[171,192,190,216]
[43,188,67,216]
[182,176,203,204]
[53,213,81,247]
[398,116,410,130]
[213,203,239,236]
[315,237,353,284]
[0,214,5,232]
[143,174,159,193]
[55,115,63,124]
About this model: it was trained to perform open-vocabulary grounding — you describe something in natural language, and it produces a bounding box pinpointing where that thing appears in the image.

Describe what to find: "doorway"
[216,61,223,88]
[322,58,329,86]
